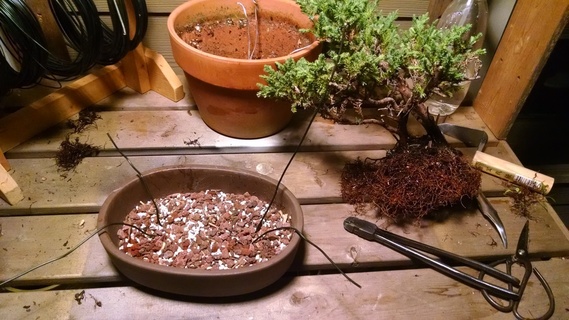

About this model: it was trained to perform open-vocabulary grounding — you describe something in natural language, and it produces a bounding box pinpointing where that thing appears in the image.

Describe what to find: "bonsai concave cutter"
[438,123,507,248]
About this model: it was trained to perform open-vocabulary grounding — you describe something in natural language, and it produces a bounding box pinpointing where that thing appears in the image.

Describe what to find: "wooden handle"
[472,151,554,194]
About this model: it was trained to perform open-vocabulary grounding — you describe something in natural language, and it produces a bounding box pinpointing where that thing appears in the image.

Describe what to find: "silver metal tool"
[438,123,507,248]
[479,221,555,319]
[344,217,555,320]
[343,216,519,300]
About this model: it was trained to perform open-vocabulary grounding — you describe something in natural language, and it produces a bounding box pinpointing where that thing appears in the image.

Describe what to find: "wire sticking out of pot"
[254,226,362,288]
[106,133,164,227]
[236,0,259,59]
[0,222,154,289]
[255,37,348,233]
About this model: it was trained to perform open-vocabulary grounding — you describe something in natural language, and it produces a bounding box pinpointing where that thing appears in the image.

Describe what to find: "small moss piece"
[55,136,100,171]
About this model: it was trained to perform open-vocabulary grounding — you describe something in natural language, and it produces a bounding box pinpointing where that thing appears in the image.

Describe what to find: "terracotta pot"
[168,0,321,139]
[98,165,303,297]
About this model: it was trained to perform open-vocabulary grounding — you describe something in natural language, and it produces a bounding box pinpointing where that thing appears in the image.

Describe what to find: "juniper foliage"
[258,0,485,146]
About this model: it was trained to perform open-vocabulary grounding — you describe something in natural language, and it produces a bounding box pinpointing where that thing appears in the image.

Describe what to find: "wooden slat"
[0,259,566,319]
[4,102,496,156]
[0,145,521,215]
[473,0,569,138]
[0,165,23,205]
[0,147,9,170]
[94,0,429,17]
[5,110,393,156]
[144,48,185,102]
[1,200,568,286]
[0,66,126,153]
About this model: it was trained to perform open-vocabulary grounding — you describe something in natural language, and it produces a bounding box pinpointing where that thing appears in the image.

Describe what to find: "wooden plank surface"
[1,2,568,318]
[0,259,566,320]
[94,0,429,16]
[0,66,126,153]
[4,106,497,157]
[0,144,519,215]
[2,199,568,286]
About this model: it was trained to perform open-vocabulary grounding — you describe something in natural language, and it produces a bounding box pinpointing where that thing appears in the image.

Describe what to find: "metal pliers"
[344,217,555,319]
[343,216,519,300]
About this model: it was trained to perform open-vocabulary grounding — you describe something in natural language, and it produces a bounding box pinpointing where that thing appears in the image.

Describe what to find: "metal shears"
[478,220,555,319]
[343,217,555,319]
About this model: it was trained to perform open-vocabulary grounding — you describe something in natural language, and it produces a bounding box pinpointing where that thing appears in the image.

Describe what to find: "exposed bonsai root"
[341,145,481,223]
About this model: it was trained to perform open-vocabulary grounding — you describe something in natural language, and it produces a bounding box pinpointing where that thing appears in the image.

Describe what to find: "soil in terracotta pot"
[176,14,312,59]
[117,190,293,270]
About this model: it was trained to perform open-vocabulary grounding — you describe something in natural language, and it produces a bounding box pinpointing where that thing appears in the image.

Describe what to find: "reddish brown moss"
[341,145,481,223]
[55,136,100,171]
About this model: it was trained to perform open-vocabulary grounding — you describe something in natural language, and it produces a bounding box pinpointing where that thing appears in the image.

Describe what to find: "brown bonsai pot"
[97,165,303,297]
[167,0,321,139]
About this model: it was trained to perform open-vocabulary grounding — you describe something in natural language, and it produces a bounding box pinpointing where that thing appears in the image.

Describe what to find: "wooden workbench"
[1,82,569,319]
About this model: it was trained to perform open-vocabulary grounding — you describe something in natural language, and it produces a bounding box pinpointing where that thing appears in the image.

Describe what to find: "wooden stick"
[121,45,152,94]
[25,0,70,60]
[0,164,23,205]
[0,147,10,171]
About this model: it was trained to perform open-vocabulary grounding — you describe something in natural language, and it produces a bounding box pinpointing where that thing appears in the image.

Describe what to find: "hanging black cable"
[0,0,149,97]
[0,0,47,94]
[96,0,148,65]
[45,0,102,78]
[97,0,128,65]
[127,0,147,51]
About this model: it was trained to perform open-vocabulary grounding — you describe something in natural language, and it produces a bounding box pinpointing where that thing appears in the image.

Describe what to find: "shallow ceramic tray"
[98,165,303,297]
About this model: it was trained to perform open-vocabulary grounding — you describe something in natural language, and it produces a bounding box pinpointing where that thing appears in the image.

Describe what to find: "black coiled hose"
[0,0,148,97]
[0,0,48,95]
[46,0,102,78]
[97,0,147,65]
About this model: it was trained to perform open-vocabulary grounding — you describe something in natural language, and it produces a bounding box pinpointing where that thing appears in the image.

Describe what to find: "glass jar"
[426,0,488,119]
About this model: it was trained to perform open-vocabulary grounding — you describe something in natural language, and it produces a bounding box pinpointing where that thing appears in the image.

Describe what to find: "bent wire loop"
[343,217,555,320]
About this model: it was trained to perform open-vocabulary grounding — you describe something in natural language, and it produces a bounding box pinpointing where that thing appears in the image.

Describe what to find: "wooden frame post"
[473,0,569,139]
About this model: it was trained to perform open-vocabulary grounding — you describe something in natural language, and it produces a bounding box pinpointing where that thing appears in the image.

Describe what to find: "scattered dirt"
[341,145,481,223]
[177,14,312,59]
[67,110,101,133]
[74,290,85,305]
[89,294,102,308]
[183,136,201,147]
[55,109,102,171]
[118,190,292,270]
[504,183,547,219]
[55,136,100,171]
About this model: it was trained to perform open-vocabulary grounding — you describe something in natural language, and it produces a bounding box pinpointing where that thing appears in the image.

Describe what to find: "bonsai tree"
[258,0,486,222]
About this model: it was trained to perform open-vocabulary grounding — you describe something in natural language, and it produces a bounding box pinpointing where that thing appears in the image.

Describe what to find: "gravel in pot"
[98,165,303,297]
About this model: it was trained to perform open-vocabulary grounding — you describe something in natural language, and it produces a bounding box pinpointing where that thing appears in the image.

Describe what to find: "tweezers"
[343,217,520,300]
